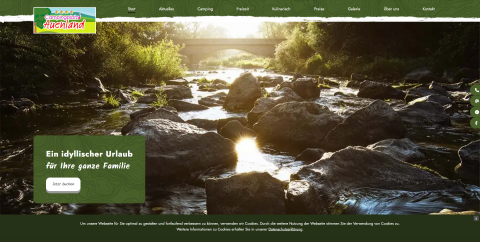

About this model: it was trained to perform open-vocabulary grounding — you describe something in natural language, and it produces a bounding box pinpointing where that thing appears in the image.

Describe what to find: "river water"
[1,68,479,215]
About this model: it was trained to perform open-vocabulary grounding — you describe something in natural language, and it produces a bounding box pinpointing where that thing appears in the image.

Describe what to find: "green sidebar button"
[471,96,480,106]
[471,85,480,95]
[471,118,480,128]
[471,107,480,118]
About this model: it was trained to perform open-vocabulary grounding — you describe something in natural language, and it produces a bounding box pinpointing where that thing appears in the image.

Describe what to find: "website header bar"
[1,0,479,18]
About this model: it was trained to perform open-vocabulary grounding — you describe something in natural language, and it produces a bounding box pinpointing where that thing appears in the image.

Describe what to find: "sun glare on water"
[235,138,279,175]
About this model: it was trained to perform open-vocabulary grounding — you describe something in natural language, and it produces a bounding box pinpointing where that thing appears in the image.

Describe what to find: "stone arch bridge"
[172,38,285,64]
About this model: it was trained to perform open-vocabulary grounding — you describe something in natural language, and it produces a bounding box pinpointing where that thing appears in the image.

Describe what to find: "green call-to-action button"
[471,85,480,95]
[471,96,480,106]
[471,118,480,129]
[471,107,480,118]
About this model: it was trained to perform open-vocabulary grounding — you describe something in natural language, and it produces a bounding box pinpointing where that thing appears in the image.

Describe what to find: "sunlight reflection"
[235,138,278,174]
[275,168,292,181]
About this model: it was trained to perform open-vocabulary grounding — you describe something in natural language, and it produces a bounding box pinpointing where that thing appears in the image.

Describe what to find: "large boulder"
[86,78,109,94]
[366,138,425,163]
[0,98,36,114]
[165,79,189,86]
[127,119,237,183]
[198,84,217,92]
[18,92,38,99]
[293,73,303,81]
[217,117,248,133]
[346,80,361,88]
[404,87,442,103]
[144,88,160,94]
[455,140,480,185]
[219,120,256,141]
[247,98,276,126]
[247,88,305,126]
[408,95,452,106]
[253,102,342,147]
[267,76,284,85]
[115,89,134,104]
[167,99,209,111]
[162,85,193,99]
[442,67,479,83]
[291,147,468,214]
[138,83,155,88]
[320,78,340,87]
[130,107,156,119]
[267,87,303,102]
[429,81,452,99]
[291,78,321,100]
[430,209,480,215]
[145,86,193,99]
[258,76,284,87]
[351,73,367,81]
[121,108,185,135]
[12,98,35,108]
[223,72,262,111]
[322,100,407,151]
[441,82,467,92]
[273,81,293,91]
[286,180,325,214]
[212,79,229,85]
[295,148,326,163]
[396,101,451,127]
[0,102,19,114]
[186,119,217,130]
[404,68,435,84]
[198,92,226,107]
[136,93,158,104]
[211,83,229,90]
[357,81,405,100]
[206,172,285,214]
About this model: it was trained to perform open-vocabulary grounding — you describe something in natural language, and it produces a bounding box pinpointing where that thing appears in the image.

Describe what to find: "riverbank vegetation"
[200,54,267,69]
[151,89,168,107]
[265,22,479,79]
[2,21,478,93]
[0,22,185,91]
[103,95,120,108]
[131,90,145,99]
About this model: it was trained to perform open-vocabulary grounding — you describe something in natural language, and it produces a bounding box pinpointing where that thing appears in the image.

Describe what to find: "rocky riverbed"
[1,68,479,215]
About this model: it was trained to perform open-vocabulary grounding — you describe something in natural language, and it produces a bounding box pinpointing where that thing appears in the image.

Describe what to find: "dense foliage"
[200,54,266,69]
[165,22,227,39]
[0,22,185,91]
[267,22,479,78]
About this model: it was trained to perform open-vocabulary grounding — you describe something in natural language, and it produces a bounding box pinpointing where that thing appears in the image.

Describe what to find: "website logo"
[33,7,96,34]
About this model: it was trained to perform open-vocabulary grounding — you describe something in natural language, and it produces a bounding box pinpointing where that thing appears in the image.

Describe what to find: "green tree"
[34,8,51,29]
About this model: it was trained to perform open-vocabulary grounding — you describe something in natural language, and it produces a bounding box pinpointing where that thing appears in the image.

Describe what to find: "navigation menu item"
[384,7,399,11]
[272,7,291,11]
[198,7,213,12]
[159,7,174,11]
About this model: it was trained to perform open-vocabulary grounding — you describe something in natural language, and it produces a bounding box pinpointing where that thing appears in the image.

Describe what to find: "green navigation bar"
[1,0,480,18]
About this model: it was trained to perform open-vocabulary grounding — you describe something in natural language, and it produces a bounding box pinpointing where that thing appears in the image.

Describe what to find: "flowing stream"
[1,68,478,215]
